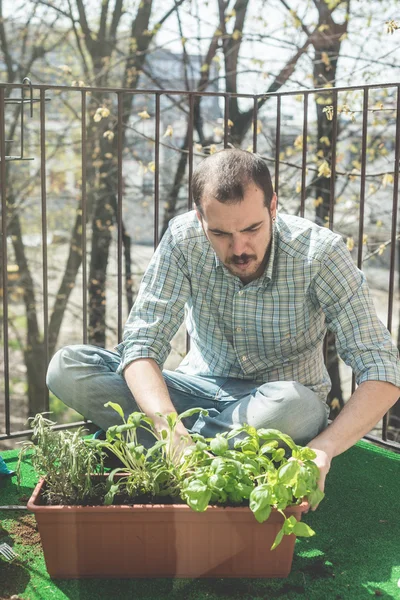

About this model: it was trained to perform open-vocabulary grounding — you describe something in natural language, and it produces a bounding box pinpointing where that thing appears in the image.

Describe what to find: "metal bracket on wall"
[1,77,51,162]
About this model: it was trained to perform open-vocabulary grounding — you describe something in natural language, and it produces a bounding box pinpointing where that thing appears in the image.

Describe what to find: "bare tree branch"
[278,0,312,37]
[67,0,91,81]
[75,0,94,51]
[110,0,124,40]
[99,0,110,41]
[0,0,16,80]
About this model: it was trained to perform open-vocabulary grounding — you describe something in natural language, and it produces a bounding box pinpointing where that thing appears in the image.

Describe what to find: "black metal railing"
[0,80,399,451]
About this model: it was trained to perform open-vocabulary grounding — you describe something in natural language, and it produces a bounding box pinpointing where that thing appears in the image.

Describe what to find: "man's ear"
[195,208,203,223]
[270,193,278,219]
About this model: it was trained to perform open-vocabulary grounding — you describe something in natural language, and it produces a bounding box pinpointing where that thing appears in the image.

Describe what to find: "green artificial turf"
[0,439,399,600]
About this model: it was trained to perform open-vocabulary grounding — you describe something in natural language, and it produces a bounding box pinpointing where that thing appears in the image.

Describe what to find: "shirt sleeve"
[313,235,400,389]
[115,224,190,374]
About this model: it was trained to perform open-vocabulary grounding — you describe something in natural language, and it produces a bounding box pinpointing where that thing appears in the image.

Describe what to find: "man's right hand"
[155,422,195,465]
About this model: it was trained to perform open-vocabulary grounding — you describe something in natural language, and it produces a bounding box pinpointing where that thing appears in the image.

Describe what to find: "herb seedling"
[17,413,105,505]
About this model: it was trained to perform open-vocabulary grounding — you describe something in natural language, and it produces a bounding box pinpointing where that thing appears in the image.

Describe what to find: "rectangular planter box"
[28,477,309,579]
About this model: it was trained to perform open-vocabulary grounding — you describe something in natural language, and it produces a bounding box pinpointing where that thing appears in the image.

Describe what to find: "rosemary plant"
[17,413,105,505]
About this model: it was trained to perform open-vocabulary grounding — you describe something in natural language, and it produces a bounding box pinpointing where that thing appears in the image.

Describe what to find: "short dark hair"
[192,148,274,214]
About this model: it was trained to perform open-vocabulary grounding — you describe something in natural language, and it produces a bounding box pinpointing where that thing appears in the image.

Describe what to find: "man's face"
[196,184,277,284]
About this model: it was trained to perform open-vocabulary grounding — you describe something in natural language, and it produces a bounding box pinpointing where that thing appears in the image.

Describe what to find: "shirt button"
[236,326,243,332]
[242,355,247,362]
[238,290,244,296]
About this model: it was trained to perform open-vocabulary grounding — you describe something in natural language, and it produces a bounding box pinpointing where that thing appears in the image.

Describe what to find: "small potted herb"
[21,405,324,579]
[17,413,106,505]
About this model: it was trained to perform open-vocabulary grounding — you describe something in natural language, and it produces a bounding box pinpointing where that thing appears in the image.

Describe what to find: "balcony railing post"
[81,91,88,345]
[154,93,161,249]
[0,87,10,435]
[117,92,124,342]
[40,88,49,411]
[300,93,308,217]
[274,96,281,201]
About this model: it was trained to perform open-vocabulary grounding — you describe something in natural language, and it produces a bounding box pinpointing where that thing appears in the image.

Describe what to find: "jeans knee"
[46,345,82,392]
[255,380,328,444]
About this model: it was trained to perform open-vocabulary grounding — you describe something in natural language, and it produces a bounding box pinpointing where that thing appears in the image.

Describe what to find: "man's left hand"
[308,446,331,510]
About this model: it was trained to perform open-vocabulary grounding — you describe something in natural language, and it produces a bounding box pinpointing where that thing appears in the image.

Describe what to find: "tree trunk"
[311,15,347,414]
[24,341,47,418]
[8,193,47,415]
[88,146,117,346]
[48,209,83,357]
[160,133,189,237]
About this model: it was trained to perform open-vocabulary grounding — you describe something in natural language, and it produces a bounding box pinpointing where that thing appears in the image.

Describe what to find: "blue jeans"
[46,345,329,447]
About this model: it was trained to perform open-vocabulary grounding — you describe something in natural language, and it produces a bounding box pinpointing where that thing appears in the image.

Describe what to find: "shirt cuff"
[115,344,164,375]
[356,364,400,389]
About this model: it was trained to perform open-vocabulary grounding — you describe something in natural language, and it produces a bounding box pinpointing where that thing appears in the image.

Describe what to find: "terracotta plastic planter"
[28,477,309,579]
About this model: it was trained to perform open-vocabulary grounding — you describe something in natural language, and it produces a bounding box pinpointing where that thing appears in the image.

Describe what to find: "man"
[47,148,400,498]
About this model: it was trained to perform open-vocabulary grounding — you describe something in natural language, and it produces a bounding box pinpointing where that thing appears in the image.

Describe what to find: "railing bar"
[186,95,195,353]
[224,96,229,149]
[386,85,400,334]
[257,81,400,98]
[2,81,400,97]
[81,91,88,344]
[382,411,389,443]
[20,86,24,159]
[351,372,356,396]
[2,157,34,162]
[357,88,369,268]
[117,93,123,342]
[188,94,194,211]
[0,421,96,440]
[352,90,369,396]
[328,90,338,230]
[154,93,160,248]
[382,85,400,441]
[40,89,49,411]
[252,97,258,153]
[0,87,10,435]
[3,98,48,104]
[274,96,281,200]
[300,93,308,217]
[323,335,328,367]
[362,433,400,453]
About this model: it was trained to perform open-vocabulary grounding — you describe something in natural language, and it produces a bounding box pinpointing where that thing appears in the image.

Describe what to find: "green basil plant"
[91,403,324,550]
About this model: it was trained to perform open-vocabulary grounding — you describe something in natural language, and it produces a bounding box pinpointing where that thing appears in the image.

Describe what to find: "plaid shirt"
[116,211,400,400]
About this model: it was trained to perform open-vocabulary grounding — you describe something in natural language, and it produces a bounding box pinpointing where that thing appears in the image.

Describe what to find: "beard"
[225,218,273,283]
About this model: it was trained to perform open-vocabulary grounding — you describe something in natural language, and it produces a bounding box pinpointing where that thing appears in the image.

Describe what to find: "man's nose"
[231,234,247,255]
